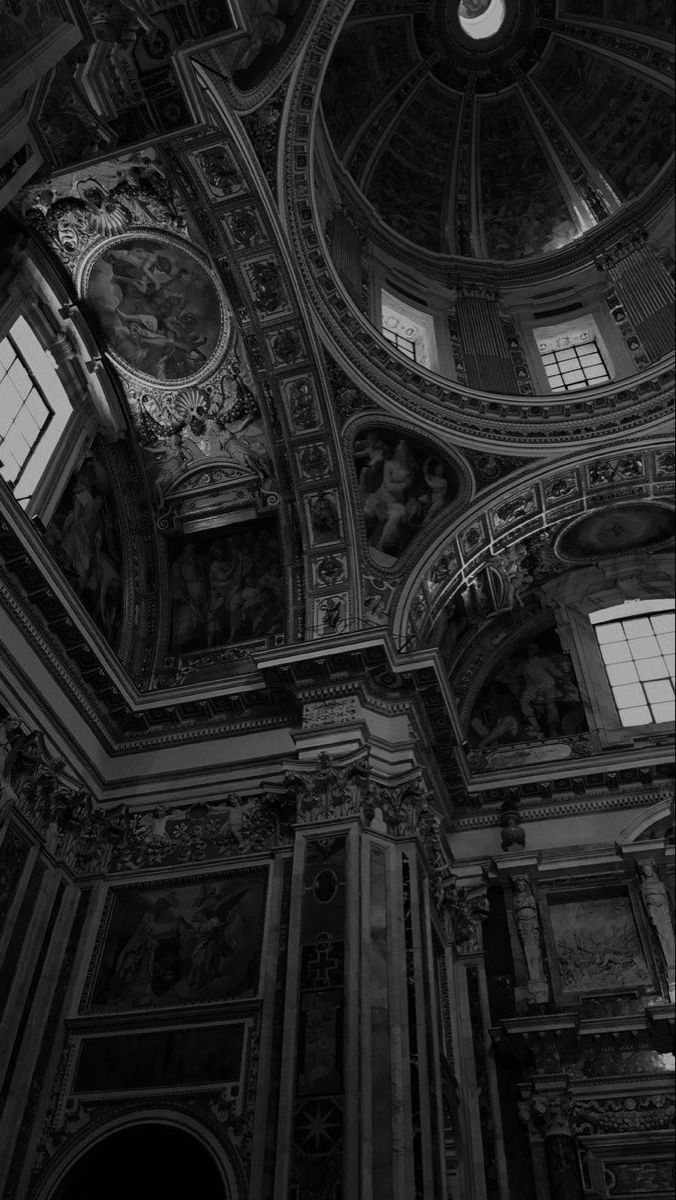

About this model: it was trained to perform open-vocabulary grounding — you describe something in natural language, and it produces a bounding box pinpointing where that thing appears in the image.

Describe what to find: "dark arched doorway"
[52,1123,228,1200]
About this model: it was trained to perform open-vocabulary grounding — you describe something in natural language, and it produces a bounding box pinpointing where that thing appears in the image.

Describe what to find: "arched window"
[0,315,73,509]
[590,599,675,727]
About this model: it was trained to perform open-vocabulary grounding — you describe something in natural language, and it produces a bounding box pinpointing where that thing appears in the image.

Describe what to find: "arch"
[392,439,673,650]
[36,1109,241,1200]
[618,800,675,845]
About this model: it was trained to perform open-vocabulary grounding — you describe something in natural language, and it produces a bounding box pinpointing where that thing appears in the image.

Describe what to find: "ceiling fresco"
[318,1,675,259]
[82,236,228,384]
[477,92,580,260]
[366,81,463,252]
[535,41,674,202]
[18,135,356,680]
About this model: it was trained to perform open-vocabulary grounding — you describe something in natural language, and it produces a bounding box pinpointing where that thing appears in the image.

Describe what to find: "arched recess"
[619,800,675,845]
[392,439,674,652]
[35,1110,242,1200]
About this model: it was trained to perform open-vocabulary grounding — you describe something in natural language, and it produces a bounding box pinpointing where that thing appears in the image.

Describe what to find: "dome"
[319,0,675,261]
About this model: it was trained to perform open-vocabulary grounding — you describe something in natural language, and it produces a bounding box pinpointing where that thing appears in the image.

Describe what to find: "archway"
[51,1123,228,1200]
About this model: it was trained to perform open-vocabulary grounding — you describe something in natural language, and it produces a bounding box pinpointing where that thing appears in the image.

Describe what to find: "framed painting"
[82,866,269,1013]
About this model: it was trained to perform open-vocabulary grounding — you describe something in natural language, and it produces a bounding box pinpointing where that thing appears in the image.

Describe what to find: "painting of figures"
[45,447,123,650]
[89,868,268,1011]
[84,237,224,383]
[225,0,311,83]
[468,626,588,750]
[167,517,284,654]
[354,428,457,563]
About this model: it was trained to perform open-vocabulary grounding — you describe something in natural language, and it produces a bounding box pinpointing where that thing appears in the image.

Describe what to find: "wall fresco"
[549,895,652,993]
[536,42,674,199]
[167,517,283,653]
[89,869,268,1011]
[84,237,225,383]
[45,447,123,651]
[467,625,588,748]
[478,92,579,259]
[354,429,458,563]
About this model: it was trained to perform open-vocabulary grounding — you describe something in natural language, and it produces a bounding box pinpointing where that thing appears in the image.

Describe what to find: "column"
[454,286,521,394]
[596,230,675,361]
[519,1089,584,1200]
[271,745,451,1200]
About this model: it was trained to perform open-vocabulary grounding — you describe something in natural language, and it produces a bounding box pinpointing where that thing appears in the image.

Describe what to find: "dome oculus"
[458,0,506,39]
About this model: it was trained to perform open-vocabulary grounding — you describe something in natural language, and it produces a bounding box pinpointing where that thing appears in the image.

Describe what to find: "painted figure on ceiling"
[356,431,454,559]
[227,0,303,73]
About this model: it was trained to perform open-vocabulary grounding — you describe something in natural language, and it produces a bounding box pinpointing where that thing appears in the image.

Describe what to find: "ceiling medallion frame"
[77,231,233,390]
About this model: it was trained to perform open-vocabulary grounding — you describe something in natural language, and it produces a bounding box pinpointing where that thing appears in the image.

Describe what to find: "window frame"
[590,602,675,729]
[0,248,125,525]
[547,580,676,749]
[532,313,614,396]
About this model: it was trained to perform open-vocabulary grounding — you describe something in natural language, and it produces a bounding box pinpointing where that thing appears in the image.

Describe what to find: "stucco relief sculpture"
[138,370,277,514]
[639,863,675,971]
[439,877,490,953]
[23,150,190,259]
[550,896,652,992]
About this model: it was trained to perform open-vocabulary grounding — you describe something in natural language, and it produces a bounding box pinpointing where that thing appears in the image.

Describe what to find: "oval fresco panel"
[556,502,674,562]
[83,237,227,384]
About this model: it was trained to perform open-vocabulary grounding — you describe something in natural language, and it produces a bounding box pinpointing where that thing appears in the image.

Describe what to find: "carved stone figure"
[512,875,545,983]
[639,862,675,970]
[441,878,490,953]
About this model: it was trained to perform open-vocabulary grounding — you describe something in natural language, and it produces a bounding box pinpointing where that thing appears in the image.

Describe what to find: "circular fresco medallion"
[81,235,229,385]
[555,503,674,563]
